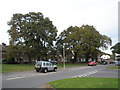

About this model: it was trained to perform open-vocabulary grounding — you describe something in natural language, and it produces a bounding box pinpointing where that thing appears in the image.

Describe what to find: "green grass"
[2,63,87,73]
[108,66,120,70]
[48,77,118,88]
[57,63,87,68]
[2,64,35,73]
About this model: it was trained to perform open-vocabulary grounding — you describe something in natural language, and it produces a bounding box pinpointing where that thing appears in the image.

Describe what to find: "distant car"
[35,61,57,73]
[115,61,120,66]
[88,61,97,66]
[109,61,115,64]
[100,61,107,65]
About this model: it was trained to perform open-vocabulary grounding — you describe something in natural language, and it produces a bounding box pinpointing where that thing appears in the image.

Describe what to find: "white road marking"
[80,67,92,69]
[6,66,97,80]
[77,75,81,77]
[6,66,90,80]
[83,74,87,77]
[72,70,98,78]
[7,72,57,80]
[7,76,27,80]
[80,75,85,77]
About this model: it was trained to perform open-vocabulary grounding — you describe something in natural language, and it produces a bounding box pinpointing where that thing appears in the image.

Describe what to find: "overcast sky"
[0,0,119,54]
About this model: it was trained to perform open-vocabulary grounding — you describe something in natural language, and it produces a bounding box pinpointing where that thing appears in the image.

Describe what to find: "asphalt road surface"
[2,64,119,88]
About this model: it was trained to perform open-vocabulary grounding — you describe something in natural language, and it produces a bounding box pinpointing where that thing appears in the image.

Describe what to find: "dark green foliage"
[7,12,58,64]
[56,25,112,62]
[111,43,120,54]
[6,45,16,63]
[7,12,112,64]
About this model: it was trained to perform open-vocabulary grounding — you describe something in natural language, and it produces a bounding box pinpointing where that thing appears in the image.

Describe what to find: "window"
[50,63,53,66]
[46,63,49,66]
[36,61,42,65]
[43,62,45,66]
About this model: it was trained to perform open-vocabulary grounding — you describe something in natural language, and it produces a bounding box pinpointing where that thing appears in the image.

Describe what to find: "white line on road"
[83,74,87,77]
[7,74,45,80]
[7,72,57,80]
[6,66,91,80]
[72,70,98,78]
[6,66,97,80]
[7,76,27,80]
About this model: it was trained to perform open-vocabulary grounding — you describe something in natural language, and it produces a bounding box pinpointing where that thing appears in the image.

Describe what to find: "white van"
[35,61,57,73]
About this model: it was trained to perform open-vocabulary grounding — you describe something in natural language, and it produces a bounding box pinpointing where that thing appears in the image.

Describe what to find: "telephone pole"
[63,43,65,70]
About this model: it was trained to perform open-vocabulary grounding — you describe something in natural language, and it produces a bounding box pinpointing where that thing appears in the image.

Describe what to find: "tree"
[80,25,111,62]
[110,42,120,60]
[56,25,112,63]
[111,42,120,54]
[56,26,79,63]
[6,44,15,63]
[8,12,58,64]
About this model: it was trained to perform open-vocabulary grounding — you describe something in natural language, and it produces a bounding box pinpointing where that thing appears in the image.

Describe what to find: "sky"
[0,0,119,54]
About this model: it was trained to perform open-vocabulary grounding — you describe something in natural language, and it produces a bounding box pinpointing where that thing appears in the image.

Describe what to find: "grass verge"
[107,66,120,70]
[2,64,35,73]
[48,77,118,88]
[2,63,87,73]
[57,63,87,68]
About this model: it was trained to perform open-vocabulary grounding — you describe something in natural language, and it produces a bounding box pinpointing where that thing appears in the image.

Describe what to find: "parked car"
[35,61,57,73]
[88,61,97,66]
[100,61,107,65]
[115,61,120,66]
[109,61,115,64]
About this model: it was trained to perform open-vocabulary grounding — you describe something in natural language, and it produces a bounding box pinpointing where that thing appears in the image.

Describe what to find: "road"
[2,64,119,88]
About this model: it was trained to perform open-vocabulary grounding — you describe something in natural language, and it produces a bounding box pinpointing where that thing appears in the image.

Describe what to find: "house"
[101,55,110,60]
[0,43,7,61]
[115,54,120,60]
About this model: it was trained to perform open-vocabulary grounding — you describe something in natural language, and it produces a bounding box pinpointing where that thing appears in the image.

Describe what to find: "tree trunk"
[85,53,89,62]
[95,57,98,62]
[28,55,32,64]
[37,56,40,61]
[85,58,89,62]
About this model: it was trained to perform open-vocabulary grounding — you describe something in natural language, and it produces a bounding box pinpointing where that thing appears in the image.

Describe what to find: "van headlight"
[35,65,40,68]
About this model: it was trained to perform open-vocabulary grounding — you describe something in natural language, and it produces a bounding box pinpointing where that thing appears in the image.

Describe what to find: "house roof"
[0,45,6,52]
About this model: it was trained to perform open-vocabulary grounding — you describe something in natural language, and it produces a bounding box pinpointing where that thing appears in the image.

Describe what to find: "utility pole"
[63,43,65,70]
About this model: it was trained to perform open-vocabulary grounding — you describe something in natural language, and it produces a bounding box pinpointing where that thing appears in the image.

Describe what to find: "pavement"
[2,64,119,88]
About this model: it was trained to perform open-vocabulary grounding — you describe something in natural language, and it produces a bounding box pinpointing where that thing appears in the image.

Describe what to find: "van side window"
[43,62,45,66]
[50,63,52,66]
[46,63,49,66]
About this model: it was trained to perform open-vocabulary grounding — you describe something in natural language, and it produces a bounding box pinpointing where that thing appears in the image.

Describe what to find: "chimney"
[2,43,6,46]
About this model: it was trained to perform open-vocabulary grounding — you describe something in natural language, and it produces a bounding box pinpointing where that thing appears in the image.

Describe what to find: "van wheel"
[36,69,39,72]
[44,68,48,73]
[54,68,57,72]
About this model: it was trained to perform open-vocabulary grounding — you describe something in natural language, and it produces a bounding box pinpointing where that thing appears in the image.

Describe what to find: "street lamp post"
[63,43,65,70]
